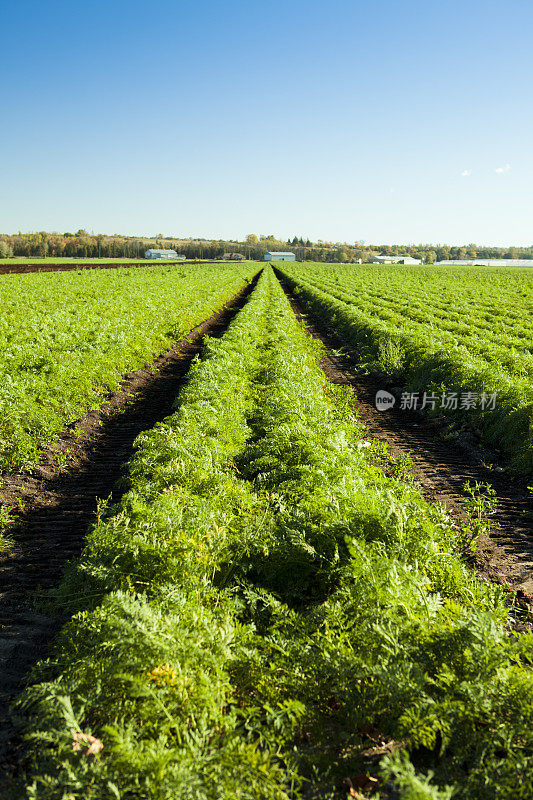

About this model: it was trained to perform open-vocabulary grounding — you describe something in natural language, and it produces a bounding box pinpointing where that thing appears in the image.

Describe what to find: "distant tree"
[0,241,13,258]
[246,234,258,245]
[38,233,50,258]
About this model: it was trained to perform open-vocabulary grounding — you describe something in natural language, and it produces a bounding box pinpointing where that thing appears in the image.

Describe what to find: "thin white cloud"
[495,163,511,174]
[461,169,472,177]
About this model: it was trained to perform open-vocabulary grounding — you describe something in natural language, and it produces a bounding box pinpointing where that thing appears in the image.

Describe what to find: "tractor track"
[0,274,259,786]
[278,275,533,608]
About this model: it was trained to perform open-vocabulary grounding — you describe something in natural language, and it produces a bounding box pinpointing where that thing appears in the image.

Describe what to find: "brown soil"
[0,260,223,276]
[0,273,259,786]
[278,278,533,606]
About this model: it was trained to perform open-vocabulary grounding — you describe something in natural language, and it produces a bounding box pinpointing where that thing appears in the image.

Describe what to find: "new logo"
[375,390,396,411]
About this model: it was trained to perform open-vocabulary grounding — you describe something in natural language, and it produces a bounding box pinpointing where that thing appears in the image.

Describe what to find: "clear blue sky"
[1,0,532,245]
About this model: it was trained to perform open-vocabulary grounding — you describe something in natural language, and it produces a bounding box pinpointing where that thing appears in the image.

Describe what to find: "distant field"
[0,261,257,474]
[278,262,533,471]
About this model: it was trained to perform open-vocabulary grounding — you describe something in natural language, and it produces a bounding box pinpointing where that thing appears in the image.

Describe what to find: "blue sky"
[1,0,532,245]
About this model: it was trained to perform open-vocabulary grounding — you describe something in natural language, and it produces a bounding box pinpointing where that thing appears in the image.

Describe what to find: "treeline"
[1,230,533,263]
[0,232,297,261]
[377,242,533,263]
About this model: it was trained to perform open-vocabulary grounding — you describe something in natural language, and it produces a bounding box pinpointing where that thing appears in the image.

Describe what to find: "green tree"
[0,241,13,258]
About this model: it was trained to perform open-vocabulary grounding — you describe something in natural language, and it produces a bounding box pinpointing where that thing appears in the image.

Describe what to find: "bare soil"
[279,278,533,605]
[0,274,259,786]
[0,260,222,276]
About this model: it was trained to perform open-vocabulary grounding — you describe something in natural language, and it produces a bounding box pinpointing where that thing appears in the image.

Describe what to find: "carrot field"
[0,262,256,478]
[0,260,528,800]
[0,266,525,800]
[278,262,533,473]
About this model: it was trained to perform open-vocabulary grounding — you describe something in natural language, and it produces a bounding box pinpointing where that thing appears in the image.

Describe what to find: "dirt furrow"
[279,277,533,600]
[0,274,259,784]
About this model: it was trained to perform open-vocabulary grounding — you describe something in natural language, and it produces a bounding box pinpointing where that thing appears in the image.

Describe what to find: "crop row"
[0,262,256,476]
[277,263,533,473]
[284,266,533,375]
[15,269,533,799]
[316,269,533,353]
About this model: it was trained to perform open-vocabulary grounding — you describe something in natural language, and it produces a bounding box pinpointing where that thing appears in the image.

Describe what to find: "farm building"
[263,252,296,261]
[373,255,421,265]
[144,249,179,260]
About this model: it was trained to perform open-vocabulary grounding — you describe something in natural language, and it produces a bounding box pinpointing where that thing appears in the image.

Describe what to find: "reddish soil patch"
[0,260,223,276]
[0,274,259,786]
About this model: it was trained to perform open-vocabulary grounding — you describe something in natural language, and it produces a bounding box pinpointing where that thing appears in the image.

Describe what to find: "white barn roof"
[145,248,178,259]
[263,251,296,260]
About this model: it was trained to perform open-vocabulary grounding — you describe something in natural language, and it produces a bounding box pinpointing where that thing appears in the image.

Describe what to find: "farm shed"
[144,249,179,260]
[373,255,421,265]
[263,252,296,261]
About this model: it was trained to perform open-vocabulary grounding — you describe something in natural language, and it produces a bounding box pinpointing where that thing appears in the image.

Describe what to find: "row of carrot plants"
[0,262,256,476]
[276,263,533,473]
[15,268,533,799]
[298,264,533,356]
